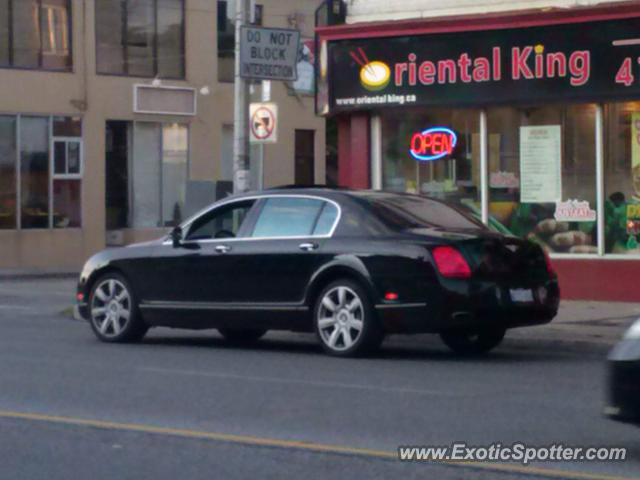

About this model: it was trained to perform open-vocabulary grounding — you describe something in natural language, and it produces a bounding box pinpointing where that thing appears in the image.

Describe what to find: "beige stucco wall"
[0,0,325,270]
[347,0,635,23]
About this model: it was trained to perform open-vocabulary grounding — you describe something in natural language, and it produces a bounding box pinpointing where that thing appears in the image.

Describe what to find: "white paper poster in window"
[519,125,562,203]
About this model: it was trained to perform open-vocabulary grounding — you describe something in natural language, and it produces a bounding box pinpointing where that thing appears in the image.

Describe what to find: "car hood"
[127,237,167,248]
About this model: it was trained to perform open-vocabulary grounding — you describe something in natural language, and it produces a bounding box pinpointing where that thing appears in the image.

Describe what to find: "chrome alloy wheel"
[90,279,131,338]
[317,286,364,352]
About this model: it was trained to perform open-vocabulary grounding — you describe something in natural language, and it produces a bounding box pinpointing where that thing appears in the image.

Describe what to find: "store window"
[217,0,235,83]
[20,117,50,229]
[161,123,188,226]
[131,122,188,228]
[381,107,481,217]
[604,101,640,255]
[0,0,72,71]
[486,104,598,254]
[95,0,185,78]
[0,116,16,229]
[0,115,83,230]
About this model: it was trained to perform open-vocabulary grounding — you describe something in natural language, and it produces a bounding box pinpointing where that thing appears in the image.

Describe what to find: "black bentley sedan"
[75,188,560,357]
[605,319,640,425]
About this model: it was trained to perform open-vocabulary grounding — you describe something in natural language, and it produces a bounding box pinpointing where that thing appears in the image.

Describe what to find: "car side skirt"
[138,301,312,332]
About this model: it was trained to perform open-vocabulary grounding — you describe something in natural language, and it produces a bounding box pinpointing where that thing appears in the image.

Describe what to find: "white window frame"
[51,137,83,179]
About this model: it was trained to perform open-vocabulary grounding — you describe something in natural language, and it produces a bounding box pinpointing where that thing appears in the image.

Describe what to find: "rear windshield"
[363,194,485,231]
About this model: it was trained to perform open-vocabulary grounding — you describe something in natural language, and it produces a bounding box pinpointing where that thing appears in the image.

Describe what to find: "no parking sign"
[249,102,278,144]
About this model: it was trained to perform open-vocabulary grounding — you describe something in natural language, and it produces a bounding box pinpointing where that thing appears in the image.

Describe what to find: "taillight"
[543,249,555,276]
[432,246,472,279]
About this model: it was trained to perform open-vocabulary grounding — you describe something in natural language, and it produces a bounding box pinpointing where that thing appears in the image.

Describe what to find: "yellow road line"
[0,409,633,480]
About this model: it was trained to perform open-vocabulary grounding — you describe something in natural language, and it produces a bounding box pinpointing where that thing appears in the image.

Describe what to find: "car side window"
[186,200,256,241]
[251,197,326,238]
[312,203,339,236]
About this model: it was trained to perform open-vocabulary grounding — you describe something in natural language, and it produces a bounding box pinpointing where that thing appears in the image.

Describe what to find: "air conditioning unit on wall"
[134,85,197,116]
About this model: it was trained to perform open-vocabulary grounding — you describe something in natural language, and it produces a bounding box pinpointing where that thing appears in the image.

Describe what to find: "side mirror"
[171,226,183,248]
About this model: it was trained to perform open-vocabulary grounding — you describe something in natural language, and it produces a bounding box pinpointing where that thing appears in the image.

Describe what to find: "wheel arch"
[85,265,129,301]
[305,261,379,309]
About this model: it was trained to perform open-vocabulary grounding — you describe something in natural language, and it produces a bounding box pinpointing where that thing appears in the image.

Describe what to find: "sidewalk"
[508,300,640,346]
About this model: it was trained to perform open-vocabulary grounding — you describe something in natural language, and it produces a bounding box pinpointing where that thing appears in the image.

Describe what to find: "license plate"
[510,288,534,303]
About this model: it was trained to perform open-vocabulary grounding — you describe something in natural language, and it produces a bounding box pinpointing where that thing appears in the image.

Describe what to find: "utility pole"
[233,0,251,193]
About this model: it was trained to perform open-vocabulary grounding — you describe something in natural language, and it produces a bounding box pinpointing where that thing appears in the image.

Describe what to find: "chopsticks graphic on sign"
[349,48,377,78]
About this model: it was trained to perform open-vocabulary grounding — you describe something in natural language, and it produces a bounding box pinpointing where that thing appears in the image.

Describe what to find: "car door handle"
[299,242,319,252]
[215,245,232,254]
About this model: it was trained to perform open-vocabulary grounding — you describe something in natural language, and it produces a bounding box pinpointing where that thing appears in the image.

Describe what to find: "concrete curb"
[0,272,78,281]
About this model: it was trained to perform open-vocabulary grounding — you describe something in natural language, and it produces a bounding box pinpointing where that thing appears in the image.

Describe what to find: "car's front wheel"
[89,273,148,343]
[314,280,383,357]
[440,328,506,355]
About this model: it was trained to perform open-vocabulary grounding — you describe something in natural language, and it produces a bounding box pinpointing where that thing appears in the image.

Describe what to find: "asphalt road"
[0,278,639,480]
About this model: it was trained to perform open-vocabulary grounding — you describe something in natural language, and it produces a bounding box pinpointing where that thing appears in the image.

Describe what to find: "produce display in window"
[604,103,640,254]
[511,204,597,254]
[488,104,599,254]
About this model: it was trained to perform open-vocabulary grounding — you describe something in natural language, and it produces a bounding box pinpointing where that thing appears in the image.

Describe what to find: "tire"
[314,279,383,357]
[440,328,506,356]
[218,328,267,344]
[88,273,148,343]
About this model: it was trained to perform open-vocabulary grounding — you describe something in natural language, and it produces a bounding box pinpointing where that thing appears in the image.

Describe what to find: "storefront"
[316,4,640,301]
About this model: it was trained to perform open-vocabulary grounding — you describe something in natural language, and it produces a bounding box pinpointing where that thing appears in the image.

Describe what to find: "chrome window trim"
[164,193,342,245]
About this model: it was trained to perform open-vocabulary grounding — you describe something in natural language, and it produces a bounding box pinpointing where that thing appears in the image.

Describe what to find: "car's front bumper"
[74,303,89,321]
[606,361,640,425]
[606,339,640,425]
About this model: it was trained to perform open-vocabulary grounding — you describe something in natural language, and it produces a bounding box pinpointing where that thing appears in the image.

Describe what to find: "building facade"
[0,0,325,270]
[317,0,640,300]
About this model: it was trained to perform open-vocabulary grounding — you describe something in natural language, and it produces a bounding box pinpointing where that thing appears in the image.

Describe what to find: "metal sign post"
[258,80,271,189]
[233,0,251,194]
[235,21,299,193]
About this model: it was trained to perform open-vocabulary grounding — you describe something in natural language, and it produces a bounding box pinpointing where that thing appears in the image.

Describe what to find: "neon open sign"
[409,127,458,161]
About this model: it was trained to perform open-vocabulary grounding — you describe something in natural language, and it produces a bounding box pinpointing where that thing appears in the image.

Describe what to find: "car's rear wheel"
[440,328,506,355]
[314,279,383,357]
[218,328,267,343]
[89,273,148,343]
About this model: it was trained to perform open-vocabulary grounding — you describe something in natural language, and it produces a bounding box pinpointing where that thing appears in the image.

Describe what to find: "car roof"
[226,187,416,202]
[222,186,355,202]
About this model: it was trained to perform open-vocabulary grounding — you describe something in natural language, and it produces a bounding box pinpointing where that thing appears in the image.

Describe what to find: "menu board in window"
[519,125,562,203]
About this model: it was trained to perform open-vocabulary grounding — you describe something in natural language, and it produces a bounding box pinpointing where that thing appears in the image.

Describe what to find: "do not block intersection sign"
[240,27,300,81]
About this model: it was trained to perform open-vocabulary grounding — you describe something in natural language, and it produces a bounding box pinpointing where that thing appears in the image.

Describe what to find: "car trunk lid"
[408,228,551,282]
